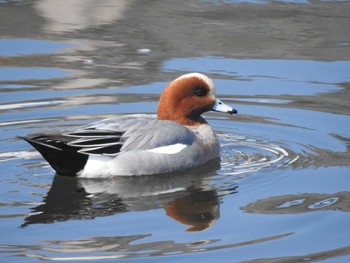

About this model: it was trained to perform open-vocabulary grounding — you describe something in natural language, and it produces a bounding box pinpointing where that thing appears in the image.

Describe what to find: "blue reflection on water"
[0,67,67,81]
[163,57,350,84]
[0,38,74,56]
[215,78,341,96]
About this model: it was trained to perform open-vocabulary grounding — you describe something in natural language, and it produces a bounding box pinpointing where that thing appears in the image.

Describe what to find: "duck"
[21,73,237,177]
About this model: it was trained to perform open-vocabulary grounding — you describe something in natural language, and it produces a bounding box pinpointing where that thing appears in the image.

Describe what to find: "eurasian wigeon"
[21,73,237,177]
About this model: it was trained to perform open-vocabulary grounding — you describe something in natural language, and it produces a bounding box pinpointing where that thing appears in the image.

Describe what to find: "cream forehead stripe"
[175,73,216,93]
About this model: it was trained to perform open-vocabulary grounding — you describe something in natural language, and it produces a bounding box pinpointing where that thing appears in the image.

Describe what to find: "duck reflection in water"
[22,159,231,231]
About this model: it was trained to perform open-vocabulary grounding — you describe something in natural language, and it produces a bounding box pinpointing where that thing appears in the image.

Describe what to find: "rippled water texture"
[1,0,350,262]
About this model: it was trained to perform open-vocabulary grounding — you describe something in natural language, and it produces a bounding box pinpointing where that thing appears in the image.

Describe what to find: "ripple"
[308,197,339,210]
[1,233,291,261]
[218,133,300,176]
[0,151,41,163]
[0,100,64,111]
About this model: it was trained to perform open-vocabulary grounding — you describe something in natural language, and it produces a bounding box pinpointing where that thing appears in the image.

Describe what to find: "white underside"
[78,155,112,178]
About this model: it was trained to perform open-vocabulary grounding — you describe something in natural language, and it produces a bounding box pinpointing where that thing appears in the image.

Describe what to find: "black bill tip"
[228,109,238,115]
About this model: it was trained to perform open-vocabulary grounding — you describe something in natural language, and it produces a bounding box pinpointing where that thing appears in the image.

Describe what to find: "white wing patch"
[147,143,188,155]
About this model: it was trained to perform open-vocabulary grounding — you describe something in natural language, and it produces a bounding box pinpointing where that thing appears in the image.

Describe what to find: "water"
[1,0,350,262]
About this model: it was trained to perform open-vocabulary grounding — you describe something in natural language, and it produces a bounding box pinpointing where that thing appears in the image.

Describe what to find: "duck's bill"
[211,99,237,115]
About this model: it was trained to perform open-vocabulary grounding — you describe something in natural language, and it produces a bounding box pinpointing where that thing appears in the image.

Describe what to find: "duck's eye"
[193,86,208,97]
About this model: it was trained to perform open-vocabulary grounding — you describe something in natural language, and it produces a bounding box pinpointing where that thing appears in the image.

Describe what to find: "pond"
[1,0,350,262]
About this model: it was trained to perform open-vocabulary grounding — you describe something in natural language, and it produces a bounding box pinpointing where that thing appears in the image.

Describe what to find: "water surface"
[1,0,350,262]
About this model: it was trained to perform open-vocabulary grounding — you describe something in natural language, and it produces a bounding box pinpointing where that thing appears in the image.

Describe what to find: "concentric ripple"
[218,133,300,176]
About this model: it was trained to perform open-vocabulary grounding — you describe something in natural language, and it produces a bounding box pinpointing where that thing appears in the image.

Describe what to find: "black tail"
[20,135,88,176]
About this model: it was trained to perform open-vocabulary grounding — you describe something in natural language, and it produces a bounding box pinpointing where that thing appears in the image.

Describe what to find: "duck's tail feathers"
[19,135,88,176]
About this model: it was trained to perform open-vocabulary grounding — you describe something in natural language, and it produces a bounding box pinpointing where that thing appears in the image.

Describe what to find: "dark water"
[1,0,350,262]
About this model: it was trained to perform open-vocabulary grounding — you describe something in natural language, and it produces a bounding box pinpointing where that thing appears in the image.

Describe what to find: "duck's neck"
[158,111,206,126]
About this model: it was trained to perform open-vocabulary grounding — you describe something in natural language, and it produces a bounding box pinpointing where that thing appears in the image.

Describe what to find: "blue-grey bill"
[212,98,237,115]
